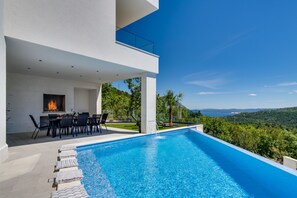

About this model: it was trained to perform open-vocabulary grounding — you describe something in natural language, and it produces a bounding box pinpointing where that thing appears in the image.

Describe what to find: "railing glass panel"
[116,27,155,54]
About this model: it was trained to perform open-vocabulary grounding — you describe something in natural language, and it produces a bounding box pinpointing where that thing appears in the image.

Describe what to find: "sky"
[114,0,297,110]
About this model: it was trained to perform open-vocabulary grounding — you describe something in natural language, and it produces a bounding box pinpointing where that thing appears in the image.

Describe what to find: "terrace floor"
[1,127,139,198]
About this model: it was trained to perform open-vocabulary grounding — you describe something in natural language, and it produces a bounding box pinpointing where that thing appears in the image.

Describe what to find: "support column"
[0,0,8,162]
[96,84,102,114]
[141,73,157,133]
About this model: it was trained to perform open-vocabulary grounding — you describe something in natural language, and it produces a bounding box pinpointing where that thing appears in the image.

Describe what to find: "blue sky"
[114,0,297,109]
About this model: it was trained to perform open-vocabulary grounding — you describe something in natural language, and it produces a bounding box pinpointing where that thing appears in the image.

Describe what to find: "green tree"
[164,90,183,127]
[156,94,167,122]
[102,83,130,120]
[124,78,141,131]
[190,111,202,118]
[124,78,141,116]
[200,116,297,162]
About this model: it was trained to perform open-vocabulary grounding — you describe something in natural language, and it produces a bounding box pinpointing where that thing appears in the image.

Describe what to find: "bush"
[199,116,297,162]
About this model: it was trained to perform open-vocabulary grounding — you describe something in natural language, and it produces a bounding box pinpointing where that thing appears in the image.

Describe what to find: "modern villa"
[1,1,297,198]
[0,0,159,162]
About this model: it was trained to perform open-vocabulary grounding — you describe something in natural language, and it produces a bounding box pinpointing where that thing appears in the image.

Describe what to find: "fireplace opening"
[43,94,65,112]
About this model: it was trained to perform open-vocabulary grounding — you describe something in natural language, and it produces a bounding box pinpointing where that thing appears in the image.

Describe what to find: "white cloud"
[184,71,230,89]
[187,79,225,89]
[265,82,297,88]
[197,92,223,95]
[200,30,253,60]
[278,82,297,87]
[249,93,257,97]
[289,90,297,94]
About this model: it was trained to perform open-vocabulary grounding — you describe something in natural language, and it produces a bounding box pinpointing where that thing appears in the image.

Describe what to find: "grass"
[106,123,188,131]
[158,123,187,130]
[106,123,139,131]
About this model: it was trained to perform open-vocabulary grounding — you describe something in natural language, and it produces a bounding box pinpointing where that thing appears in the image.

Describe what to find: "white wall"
[4,0,158,74]
[7,73,100,133]
[73,88,101,116]
[89,89,100,115]
[74,88,90,113]
[283,156,297,170]
[5,0,115,59]
[0,0,8,162]
[141,72,156,133]
[96,85,102,115]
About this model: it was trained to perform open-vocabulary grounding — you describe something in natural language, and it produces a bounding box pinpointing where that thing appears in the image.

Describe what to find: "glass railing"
[116,27,155,54]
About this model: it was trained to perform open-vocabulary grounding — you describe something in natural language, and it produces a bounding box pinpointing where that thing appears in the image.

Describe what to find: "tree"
[103,81,199,127]
[156,94,167,122]
[199,116,297,162]
[102,83,130,120]
[124,78,141,131]
[164,90,183,127]
[190,111,202,118]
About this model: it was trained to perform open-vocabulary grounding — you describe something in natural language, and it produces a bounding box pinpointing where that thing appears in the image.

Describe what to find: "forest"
[224,107,297,131]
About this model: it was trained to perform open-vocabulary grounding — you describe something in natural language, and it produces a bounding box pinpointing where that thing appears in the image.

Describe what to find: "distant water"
[198,109,263,117]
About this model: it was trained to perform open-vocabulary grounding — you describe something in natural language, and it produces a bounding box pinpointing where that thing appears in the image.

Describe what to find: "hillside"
[102,83,130,120]
[224,107,297,129]
[102,83,197,122]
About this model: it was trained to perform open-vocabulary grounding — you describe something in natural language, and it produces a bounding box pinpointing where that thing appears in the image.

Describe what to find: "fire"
[48,100,57,111]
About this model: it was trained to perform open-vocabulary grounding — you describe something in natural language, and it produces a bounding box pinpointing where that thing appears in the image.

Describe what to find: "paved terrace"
[0,128,139,198]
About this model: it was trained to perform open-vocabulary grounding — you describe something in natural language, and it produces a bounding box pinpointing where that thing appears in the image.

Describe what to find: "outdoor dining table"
[47,116,94,138]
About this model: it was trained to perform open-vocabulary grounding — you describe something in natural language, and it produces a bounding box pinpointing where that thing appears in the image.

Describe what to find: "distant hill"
[224,107,297,129]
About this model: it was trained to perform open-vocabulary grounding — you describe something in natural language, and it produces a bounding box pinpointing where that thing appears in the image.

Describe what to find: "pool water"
[77,129,296,197]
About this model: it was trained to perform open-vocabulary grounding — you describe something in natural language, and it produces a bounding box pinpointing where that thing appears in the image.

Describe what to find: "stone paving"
[0,128,139,198]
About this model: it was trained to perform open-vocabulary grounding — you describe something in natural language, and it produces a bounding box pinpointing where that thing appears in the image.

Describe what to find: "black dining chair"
[58,115,73,138]
[29,115,49,139]
[80,112,90,117]
[89,114,101,133]
[48,114,58,120]
[99,113,108,132]
[48,114,59,137]
[73,114,89,136]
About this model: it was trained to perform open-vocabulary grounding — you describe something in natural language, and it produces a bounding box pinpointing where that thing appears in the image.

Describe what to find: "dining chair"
[58,115,73,138]
[89,114,101,133]
[29,115,49,139]
[73,114,89,136]
[99,113,108,132]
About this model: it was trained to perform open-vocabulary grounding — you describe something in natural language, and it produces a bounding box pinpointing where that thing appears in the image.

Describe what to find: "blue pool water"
[77,129,297,197]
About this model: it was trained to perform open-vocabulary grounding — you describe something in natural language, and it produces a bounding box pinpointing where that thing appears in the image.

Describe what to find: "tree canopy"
[102,80,197,124]
[224,107,297,133]
[163,90,183,126]
[200,116,297,162]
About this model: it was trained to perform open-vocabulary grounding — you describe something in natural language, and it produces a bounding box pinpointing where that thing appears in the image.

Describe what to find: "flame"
[48,100,57,111]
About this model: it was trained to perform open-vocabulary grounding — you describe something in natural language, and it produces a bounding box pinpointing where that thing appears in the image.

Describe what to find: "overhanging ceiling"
[6,37,144,83]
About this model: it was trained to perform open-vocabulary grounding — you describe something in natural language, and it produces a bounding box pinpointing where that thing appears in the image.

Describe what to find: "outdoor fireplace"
[43,94,65,112]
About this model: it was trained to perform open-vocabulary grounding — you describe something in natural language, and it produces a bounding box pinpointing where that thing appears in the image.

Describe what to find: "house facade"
[0,0,159,162]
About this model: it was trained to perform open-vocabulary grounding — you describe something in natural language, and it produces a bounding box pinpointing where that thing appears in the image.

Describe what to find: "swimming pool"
[77,128,297,197]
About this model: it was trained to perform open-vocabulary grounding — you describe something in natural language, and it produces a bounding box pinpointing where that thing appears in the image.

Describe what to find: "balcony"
[116,27,155,54]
